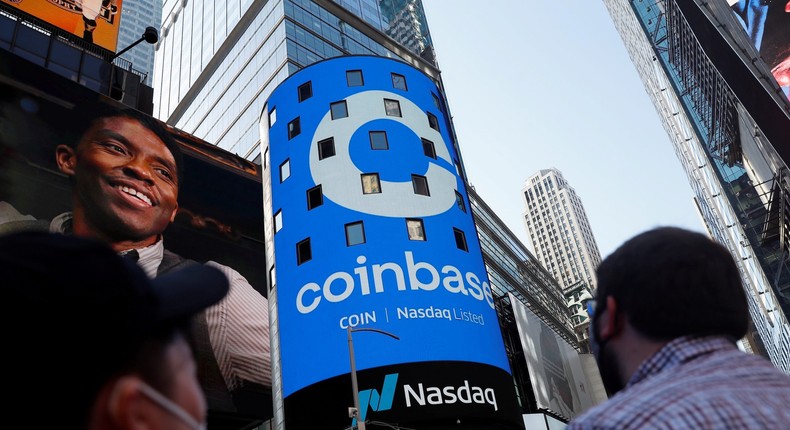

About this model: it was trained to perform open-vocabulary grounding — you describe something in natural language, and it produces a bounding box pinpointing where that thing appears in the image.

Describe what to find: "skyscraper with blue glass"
[116,0,162,84]
[153,0,441,161]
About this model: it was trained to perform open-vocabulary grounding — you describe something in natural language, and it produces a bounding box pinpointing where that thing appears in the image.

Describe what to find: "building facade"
[260,54,524,430]
[469,186,605,422]
[522,168,602,294]
[601,0,790,373]
[115,0,162,84]
[152,0,441,162]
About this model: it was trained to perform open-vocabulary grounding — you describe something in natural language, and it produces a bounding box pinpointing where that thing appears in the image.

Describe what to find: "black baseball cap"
[0,231,229,424]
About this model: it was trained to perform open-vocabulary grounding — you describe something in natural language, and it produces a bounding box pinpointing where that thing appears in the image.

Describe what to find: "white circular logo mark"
[310,90,457,218]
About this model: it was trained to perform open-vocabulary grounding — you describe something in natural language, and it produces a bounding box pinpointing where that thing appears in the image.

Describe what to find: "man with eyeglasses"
[567,227,790,429]
[1,231,229,430]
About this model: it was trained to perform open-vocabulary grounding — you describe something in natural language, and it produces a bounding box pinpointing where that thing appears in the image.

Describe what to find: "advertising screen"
[1,0,123,51]
[0,52,271,429]
[262,55,522,428]
[509,293,595,420]
[728,0,790,101]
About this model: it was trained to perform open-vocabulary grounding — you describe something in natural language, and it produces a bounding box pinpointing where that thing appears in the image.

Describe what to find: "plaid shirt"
[567,335,790,429]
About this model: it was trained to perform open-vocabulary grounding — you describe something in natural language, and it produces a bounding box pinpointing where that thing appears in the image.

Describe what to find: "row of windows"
[296,70,408,104]
[293,221,470,265]
[288,133,435,161]
[278,97,441,140]
[272,179,467,217]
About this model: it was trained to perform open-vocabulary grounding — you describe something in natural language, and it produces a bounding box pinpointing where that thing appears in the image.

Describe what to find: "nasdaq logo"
[357,373,399,422]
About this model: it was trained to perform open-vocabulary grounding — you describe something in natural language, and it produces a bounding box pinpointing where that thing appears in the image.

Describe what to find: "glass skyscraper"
[602,0,790,373]
[116,0,162,84]
[153,0,438,161]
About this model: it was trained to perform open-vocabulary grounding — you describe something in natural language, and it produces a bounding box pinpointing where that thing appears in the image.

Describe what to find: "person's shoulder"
[0,201,50,234]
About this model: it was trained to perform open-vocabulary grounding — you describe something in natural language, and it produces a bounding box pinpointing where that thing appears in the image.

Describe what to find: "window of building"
[427,112,439,131]
[296,238,312,265]
[369,131,388,150]
[406,219,426,241]
[298,81,312,102]
[455,191,466,212]
[361,173,381,194]
[318,138,335,159]
[346,70,364,86]
[330,100,348,119]
[421,138,436,159]
[384,99,401,117]
[274,209,282,233]
[391,73,407,90]
[412,174,429,196]
[268,108,277,127]
[307,185,323,210]
[279,159,290,182]
[288,117,300,139]
[345,221,366,246]
[432,92,441,110]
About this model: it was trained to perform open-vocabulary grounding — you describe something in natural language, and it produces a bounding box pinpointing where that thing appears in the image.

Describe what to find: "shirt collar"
[627,335,738,388]
[51,212,164,278]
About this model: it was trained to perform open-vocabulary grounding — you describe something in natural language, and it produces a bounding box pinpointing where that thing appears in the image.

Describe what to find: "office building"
[469,187,605,422]
[522,168,602,293]
[153,0,442,162]
[115,0,162,84]
[601,0,790,372]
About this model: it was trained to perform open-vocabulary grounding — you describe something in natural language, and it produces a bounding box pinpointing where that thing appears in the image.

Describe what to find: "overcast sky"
[421,0,708,259]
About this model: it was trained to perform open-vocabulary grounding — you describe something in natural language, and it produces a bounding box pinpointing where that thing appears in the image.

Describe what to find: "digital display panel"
[2,0,123,51]
[728,0,790,101]
[262,55,521,428]
[0,52,271,428]
[509,293,595,420]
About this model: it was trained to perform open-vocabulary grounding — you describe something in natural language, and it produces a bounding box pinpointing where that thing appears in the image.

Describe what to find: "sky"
[421,0,708,259]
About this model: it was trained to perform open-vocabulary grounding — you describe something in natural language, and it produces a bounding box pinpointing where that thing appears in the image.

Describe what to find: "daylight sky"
[421,0,708,259]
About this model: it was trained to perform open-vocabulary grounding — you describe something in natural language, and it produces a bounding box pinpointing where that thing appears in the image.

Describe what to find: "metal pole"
[347,326,366,430]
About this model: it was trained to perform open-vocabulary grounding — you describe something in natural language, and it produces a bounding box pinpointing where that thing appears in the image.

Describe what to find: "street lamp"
[110,26,159,61]
[347,326,399,430]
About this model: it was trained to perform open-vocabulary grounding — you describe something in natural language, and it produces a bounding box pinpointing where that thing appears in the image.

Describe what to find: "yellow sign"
[2,0,123,52]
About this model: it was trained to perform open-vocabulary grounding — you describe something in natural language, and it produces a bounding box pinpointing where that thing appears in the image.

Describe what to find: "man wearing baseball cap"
[1,230,229,430]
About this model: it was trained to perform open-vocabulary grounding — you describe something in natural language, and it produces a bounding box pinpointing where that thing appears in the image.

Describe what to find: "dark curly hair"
[594,226,748,341]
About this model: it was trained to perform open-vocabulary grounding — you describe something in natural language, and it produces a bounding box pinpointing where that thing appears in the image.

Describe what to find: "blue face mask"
[587,301,603,362]
[587,299,625,395]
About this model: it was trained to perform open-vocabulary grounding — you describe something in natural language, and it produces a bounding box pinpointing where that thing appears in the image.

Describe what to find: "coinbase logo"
[357,373,399,422]
[309,90,458,217]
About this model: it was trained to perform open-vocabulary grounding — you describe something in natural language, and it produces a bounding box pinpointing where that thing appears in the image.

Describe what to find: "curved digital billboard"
[261,55,522,429]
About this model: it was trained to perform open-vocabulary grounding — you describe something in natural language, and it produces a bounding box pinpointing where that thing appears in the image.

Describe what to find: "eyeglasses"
[586,300,596,320]
[137,381,206,430]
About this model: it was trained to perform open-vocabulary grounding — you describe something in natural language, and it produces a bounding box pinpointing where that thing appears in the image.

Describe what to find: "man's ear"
[55,144,77,175]
[598,296,622,340]
[169,203,179,223]
[106,376,151,430]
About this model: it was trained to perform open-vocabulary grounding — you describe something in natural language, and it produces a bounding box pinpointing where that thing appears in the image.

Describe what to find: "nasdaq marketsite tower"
[260,55,523,430]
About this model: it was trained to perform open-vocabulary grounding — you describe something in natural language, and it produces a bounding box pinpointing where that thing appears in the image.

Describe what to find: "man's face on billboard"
[56,116,179,247]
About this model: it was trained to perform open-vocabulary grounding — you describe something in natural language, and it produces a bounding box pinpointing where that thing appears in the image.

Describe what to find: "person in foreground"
[1,230,229,430]
[567,226,790,429]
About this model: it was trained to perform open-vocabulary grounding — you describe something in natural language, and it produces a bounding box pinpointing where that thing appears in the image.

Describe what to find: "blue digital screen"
[264,56,511,398]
